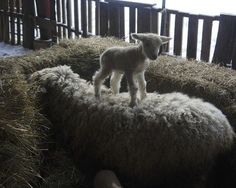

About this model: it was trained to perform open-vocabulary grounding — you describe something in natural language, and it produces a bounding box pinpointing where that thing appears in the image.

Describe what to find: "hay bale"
[2,36,235,128]
[31,65,235,187]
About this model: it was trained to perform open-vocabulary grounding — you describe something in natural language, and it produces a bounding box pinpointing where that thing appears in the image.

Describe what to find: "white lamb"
[93,33,171,107]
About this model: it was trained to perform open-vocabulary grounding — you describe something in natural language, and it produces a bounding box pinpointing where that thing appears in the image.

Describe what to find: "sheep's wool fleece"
[31,65,235,187]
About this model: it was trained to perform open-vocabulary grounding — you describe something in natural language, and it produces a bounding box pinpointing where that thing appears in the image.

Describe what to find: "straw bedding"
[0,36,236,187]
[30,65,235,187]
[0,73,42,187]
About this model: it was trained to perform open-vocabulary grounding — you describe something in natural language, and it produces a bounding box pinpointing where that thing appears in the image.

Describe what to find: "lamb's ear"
[131,33,142,40]
[160,36,172,44]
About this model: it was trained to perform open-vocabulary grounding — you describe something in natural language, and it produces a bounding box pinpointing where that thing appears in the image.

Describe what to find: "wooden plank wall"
[0,0,235,69]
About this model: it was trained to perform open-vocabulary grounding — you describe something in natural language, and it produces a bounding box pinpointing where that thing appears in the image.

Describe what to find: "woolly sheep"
[93,33,171,107]
[94,170,123,188]
[31,65,235,187]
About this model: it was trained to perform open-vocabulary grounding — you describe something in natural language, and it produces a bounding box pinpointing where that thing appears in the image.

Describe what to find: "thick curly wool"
[31,65,235,187]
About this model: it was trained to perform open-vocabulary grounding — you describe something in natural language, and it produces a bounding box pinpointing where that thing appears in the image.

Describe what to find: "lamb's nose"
[151,54,157,60]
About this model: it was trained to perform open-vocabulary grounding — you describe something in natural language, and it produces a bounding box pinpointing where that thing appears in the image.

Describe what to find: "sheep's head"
[131,33,171,60]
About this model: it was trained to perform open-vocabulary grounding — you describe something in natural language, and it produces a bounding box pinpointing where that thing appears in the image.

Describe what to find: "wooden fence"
[0,0,236,69]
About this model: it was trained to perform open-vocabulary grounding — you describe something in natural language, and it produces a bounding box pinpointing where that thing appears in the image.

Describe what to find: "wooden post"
[160,11,170,52]
[129,7,135,42]
[81,0,87,37]
[16,0,22,44]
[3,0,10,44]
[67,0,72,38]
[62,0,66,38]
[232,41,236,69]
[95,0,100,35]
[74,0,80,36]
[56,0,62,39]
[22,0,35,49]
[187,15,198,59]
[36,0,51,40]
[50,0,57,42]
[137,8,151,33]
[99,2,108,36]
[88,0,92,33]
[9,0,15,45]
[109,3,124,38]
[200,17,213,62]
[151,9,158,34]
[120,5,124,39]
[0,1,3,42]
[174,13,183,56]
[212,14,236,66]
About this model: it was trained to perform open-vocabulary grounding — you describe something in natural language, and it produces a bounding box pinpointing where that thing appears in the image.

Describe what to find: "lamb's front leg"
[110,71,123,95]
[136,71,147,100]
[125,71,138,107]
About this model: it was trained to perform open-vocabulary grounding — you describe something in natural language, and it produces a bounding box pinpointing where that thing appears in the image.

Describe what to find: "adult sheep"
[31,65,235,188]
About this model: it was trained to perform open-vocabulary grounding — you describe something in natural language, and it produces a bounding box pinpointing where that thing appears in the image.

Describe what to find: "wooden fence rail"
[0,0,235,69]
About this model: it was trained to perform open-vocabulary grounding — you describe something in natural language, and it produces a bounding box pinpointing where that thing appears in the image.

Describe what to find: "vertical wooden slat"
[120,5,124,39]
[95,0,100,35]
[22,0,35,48]
[109,3,124,38]
[74,0,79,36]
[16,0,21,44]
[232,41,236,69]
[201,17,213,62]
[187,15,199,59]
[81,0,87,37]
[61,0,66,38]
[129,7,135,42]
[99,2,108,36]
[50,0,57,42]
[161,12,170,52]
[108,3,118,37]
[137,7,151,33]
[67,0,72,38]
[212,14,236,66]
[88,0,92,33]
[9,0,15,44]
[0,1,4,42]
[56,0,62,39]
[151,9,158,33]
[3,0,10,43]
[160,9,167,36]
[174,13,183,56]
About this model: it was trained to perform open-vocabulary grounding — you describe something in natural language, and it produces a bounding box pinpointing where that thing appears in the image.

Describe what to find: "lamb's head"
[131,33,171,60]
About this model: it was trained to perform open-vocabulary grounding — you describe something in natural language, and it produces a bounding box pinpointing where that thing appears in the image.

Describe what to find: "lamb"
[93,33,171,107]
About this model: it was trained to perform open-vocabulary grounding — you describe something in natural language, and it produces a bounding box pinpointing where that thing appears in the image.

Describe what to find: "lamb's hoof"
[95,94,101,100]
[140,93,147,100]
[129,101,138,108]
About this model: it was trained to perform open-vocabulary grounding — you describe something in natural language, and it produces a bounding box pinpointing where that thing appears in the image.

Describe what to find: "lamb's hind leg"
[125,71,138,107]
[136,71,147,100]
[110,71,123,95]
[93,67,111,99]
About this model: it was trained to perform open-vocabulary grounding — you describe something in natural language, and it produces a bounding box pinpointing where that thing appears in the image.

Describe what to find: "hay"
[0,73,44,187]
[11,36,233,128]
[0,36,236,187]
[31,65,235,187]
